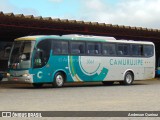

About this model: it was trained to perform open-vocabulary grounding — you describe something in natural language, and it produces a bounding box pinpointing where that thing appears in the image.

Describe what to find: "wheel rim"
[56,75,64,86]
[126,74,132,84]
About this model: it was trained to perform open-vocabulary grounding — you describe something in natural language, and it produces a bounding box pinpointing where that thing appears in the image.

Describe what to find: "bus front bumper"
[7,75,33,83]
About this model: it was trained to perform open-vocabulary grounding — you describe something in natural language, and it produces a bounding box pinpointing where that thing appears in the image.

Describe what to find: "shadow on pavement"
[0,80,152,89]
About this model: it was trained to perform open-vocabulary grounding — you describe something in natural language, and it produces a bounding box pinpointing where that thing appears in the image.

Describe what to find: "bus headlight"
[22,73,30,77]
[7,73,10,77]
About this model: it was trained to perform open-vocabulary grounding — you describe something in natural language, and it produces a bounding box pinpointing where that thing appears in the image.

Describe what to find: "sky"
[1,0,160,29]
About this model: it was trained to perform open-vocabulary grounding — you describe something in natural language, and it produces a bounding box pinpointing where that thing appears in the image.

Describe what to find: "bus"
[7,35,155,88]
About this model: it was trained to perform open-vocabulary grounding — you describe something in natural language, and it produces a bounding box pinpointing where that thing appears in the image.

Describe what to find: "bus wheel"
[102,81,114,86]
[53,72,65,88]
[0,73,3,81]
[122,72,134,85]
[32,83,43,88]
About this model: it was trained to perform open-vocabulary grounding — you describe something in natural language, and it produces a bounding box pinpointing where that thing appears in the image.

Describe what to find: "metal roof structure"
[0,11,160,42]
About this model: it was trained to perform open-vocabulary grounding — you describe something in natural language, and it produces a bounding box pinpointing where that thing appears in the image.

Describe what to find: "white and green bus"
[7,35,155,88]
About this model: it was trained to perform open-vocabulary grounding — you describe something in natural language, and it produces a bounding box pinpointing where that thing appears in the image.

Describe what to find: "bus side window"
[118,51,123,55]
[117,44,130,56]
[132,44,143,56]
[34,39,51,68]
[144,45,153,57]
[102,43,116,56]
[62,42,68,54]
[87,42,101,55]
[53,41,68,54]
[71,42,85,55]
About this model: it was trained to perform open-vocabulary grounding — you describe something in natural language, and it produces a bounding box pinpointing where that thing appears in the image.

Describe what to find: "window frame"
[86,42,102,56]
[143,44,154,58]
[50,38,154,58]
[70,41,86,56]
[33,39,52,68]
[102,42,117,56]
[131,44,144,57]
[116,43,131,57]
[52,40,69,55]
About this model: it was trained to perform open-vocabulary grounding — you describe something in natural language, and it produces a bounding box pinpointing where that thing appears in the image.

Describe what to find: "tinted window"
[71,42,85,55]
[34,39,51,68]
[117,44,130,56]
[102,43,116,56]
[53,41,68,54]
[132,44,143,56]
[144,45,154,57]
[87,42,101,55]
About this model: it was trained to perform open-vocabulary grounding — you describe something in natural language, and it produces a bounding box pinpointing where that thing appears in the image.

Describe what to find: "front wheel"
[53,72,65,88]
[121,72,134,85]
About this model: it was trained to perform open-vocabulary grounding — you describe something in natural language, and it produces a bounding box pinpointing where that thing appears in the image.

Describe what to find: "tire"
[53,72,65,88]
[0,74,3,81]
[32,83,43,88]
[102,81,114,86]
[122,72,134,85]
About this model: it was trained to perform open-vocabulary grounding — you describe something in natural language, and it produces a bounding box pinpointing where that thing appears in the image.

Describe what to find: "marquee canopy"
[0,11,160,42]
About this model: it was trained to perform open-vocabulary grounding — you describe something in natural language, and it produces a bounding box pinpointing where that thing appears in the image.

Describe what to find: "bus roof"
[15,35,116,41]
[15,35,154,45]
[15,35,46,41]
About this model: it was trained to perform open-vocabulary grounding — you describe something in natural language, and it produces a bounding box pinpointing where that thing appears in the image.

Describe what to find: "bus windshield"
[9,41,35,69]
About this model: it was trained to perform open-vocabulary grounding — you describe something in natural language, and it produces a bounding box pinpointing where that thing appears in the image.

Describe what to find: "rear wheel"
[32,83,43,88]
[53,72,65,88]
[102,81,114,86]
[121,72,134,85]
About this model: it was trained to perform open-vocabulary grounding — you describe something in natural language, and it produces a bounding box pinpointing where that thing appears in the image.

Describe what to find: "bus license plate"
[13,78,18,81]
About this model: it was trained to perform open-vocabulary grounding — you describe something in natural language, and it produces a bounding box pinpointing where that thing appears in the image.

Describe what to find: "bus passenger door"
[31,40,52,83]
